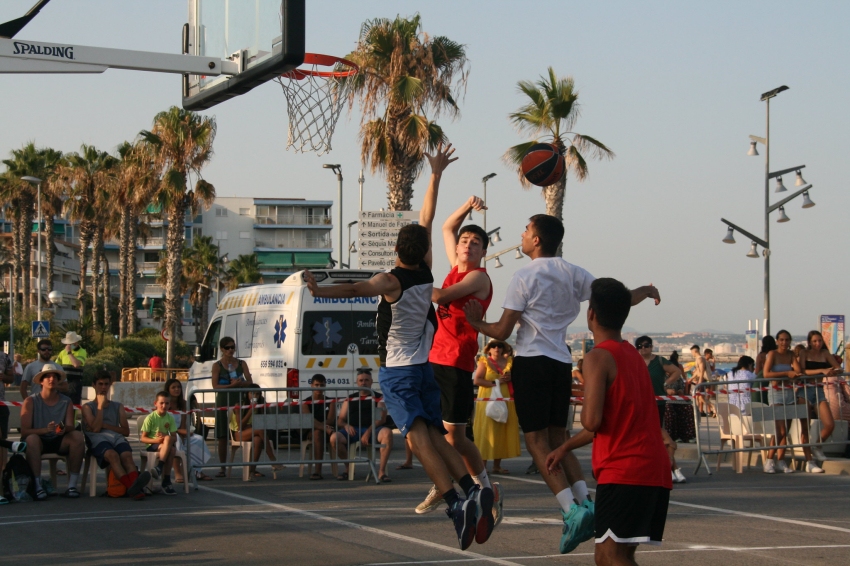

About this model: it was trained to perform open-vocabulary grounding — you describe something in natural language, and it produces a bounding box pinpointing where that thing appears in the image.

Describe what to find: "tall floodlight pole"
[22,176,43,320]
[323,164,343,267]
[358,169,365,213]
[481,173,496,266]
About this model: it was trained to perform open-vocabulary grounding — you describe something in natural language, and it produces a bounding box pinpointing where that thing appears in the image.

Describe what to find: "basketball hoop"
[275,53,359,155]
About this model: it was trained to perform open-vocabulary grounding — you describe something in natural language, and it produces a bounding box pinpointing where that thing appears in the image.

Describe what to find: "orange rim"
[281,53,359,80]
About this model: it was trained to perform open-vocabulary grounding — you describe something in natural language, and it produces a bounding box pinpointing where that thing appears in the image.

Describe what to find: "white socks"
[571,480,589,504]
[68,473,80,490]
[555,488,575,513]
[473,469,492,490]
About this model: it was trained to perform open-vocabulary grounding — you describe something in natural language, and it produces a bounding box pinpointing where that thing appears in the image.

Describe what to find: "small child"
[546,278,671,565]
[140,392,178,495]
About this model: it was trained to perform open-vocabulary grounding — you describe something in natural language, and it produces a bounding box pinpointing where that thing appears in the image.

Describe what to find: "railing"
[122,367,188,382]
[188,386,382,487]
[254,214,331,226]
[254,238,331,249]
[692,374,849,475]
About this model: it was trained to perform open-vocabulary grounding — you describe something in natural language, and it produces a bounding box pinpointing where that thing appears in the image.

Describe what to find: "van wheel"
[190,395,209,440]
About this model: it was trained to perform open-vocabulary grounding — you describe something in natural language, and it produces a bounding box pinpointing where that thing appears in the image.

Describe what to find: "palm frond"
[570,134,615,161]
[565,145,589,181]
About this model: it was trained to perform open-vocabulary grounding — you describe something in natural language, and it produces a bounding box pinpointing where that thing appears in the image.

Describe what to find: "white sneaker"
[415,485,446,514]
[673,468,687,483]
[763,459,776,474]
[812,447,827,461]
[805,461,825,474]
[776,460,794,474]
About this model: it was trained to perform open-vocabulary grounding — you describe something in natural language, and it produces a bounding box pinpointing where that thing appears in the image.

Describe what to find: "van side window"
[224,312,257,359]
[200,318,222,362]
[301,311,379,356]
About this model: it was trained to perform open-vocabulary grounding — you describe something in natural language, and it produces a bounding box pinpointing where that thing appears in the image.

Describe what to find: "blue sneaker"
[469,485,494,544]
[579,499,595,543]
[446,497,477,551]
[560,503,590,554]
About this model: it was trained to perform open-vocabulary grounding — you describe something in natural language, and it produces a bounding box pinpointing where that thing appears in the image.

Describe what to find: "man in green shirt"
[140,392,178,495]
[55,332,87,405]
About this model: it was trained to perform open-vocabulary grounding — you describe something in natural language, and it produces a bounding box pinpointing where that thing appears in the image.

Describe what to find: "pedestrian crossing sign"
[32,320,50,338]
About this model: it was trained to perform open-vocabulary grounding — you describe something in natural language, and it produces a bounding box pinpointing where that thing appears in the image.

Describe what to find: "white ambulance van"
[187,269,383,432]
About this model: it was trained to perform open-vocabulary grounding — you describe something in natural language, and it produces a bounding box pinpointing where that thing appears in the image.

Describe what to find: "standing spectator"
[211,336,252,477]
[636,336,686,483]
[571,358,584,385]
[472,340,520,475]
[19,363,86,499]
[669,351,683,373]
[20,339,67,397]
[81,370,150,499]
[302,374,336,480]
[704,348,716,376]
[663,350,695,444]
[163,378,212,482]
[148,354,164,370]
[726,356,756,412]
[689,345,714,417]
[0,349,14,479]
[799,330,840,464]
[12,354,23,386]
[55,332,87,405]
[754,335,777,405]
[332,370,394,482]
[140,392,178,495]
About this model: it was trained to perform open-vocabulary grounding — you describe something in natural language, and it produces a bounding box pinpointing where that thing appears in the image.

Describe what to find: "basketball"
[521,143,565,187]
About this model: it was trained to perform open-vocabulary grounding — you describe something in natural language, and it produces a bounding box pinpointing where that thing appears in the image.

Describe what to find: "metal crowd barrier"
[187,386,383,488]
[692,373,850,475]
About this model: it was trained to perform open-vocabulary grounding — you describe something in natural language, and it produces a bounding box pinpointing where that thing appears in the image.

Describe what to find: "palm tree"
[0,172,24,311]
[140,106,216,365]
[182,235,225,338]
[504,69,615,247]
[38,148,66,298]
[225,254,262,291]
[344,15,468,210]
[57,144,118,321]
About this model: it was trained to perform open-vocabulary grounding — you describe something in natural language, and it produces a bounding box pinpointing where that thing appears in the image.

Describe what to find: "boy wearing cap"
[140,392,178,495]
[82,370,150,499]
[55,331,87,405]
[19,363,86,499]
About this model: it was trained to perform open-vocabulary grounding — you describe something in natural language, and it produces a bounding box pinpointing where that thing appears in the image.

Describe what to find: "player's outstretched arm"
[304,270,400,300]
[432,270,489,305]
[442,195,486,266]
[420,143,457,269]
[463,301,521,340]
[630,283,660,306]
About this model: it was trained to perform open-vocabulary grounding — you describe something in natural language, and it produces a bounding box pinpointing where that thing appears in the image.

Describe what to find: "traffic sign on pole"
[32,320,50,338]
[357,210,420,270]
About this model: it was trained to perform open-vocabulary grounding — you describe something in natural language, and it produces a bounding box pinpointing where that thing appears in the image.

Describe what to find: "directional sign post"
[357,210,420,270]
[32,320,50,338]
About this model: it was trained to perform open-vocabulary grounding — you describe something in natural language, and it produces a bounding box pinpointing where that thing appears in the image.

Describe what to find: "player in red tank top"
[546,278,671,565]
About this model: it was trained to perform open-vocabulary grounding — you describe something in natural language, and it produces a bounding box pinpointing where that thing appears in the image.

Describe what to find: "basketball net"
[275,54,359,156]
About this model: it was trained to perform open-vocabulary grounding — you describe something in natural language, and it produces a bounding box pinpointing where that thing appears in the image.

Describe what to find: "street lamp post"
[323,164,343,268]
[347,220,358,269]
[720,86,816,337]
[481,173,496,266]
[22,176,43,320]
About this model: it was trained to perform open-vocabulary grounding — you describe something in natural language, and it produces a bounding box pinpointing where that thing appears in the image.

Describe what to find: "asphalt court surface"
[2,434,849,565]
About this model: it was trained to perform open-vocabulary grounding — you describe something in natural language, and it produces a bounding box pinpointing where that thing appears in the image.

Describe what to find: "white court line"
[0,506,275,526]
[198,485,524,566]
[362,544,850,565]
[496,474,850,535]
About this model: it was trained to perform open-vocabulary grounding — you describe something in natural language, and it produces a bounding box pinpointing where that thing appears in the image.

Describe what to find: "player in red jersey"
[546,278,672,565]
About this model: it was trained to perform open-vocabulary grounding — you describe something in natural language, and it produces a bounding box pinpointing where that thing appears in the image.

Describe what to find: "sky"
[2,0,849,337]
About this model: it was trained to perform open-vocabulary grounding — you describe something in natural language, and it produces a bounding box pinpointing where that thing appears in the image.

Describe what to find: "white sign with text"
[357,210,420,270]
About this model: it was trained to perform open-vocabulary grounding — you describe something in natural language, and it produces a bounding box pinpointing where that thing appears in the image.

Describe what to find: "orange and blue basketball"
[521,143,565,187]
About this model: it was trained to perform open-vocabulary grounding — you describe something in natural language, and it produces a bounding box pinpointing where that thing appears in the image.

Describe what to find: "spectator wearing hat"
[20,339,68,398]
[55,331,87,405]
[19,363,86,499]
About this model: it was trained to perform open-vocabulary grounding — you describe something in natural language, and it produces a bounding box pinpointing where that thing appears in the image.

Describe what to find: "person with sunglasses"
[211,336,253,477]
[20,339,68,398]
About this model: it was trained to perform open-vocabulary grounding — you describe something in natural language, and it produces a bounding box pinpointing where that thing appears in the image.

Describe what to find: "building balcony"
[254,214,331,227]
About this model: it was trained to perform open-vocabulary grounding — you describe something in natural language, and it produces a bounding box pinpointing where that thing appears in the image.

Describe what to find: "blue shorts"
[339,426,387,443]
[91,440,132,469]
[797,384,827,406]
[378,363,446,438]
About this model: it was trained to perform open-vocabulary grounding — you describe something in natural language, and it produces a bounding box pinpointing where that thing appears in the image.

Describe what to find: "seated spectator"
[163,378,212,482]
[140,392,178,495]
[726,356,757,412]
[19,363,85,499]
[229,384,281,478]
[301,374,336,480]
[331,369,394,482]
[82,370,150,499]
[149,354,164,370]
[20,339,68,398]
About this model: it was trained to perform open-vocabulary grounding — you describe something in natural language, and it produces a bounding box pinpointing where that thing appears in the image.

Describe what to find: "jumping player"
[546,278,672,565]
[304,144,494,551]
[464,214,659,553]
[417,195,502,537]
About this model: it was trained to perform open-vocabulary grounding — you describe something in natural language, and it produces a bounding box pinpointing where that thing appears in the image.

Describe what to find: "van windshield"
[301,311,379,355]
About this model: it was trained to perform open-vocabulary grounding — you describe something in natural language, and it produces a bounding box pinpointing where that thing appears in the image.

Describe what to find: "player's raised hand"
[424,142,458,176]
[647,283,660,305]
[466,195,487,212]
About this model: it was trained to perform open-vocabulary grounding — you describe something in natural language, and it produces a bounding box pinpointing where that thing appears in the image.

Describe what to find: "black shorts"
[595,484,670,545]
[511,356,572,433]
[40,435,65,455]
[91,440,132,469]
[431,363,474,425]
[0,406,8,439]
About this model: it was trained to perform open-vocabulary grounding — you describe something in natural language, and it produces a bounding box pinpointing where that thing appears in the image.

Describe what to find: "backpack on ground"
[2,454,37,502]
[104,469,127,498]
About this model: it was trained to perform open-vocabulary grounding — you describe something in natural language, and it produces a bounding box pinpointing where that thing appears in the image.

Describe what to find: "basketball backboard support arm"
[0,37,238,76]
